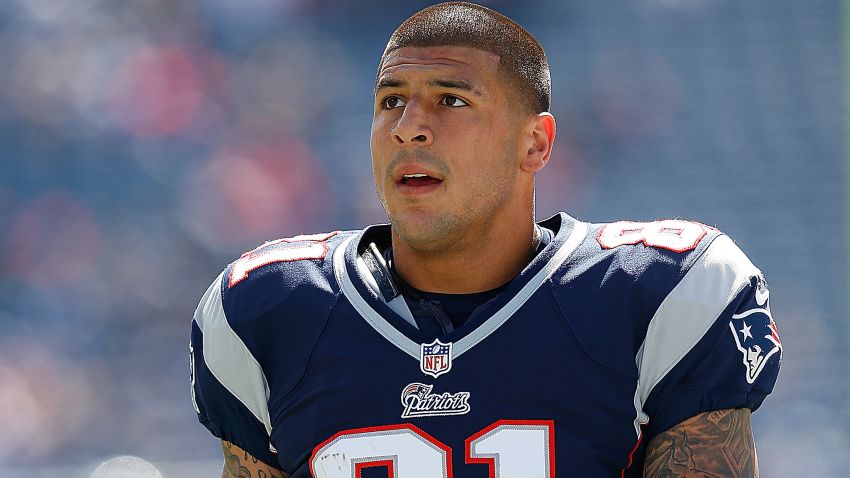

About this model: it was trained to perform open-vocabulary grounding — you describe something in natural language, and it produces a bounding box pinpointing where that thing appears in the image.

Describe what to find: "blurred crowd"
[0,0,846,476]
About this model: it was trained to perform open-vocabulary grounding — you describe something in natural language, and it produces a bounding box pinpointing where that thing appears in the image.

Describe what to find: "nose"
[392,100,433,146]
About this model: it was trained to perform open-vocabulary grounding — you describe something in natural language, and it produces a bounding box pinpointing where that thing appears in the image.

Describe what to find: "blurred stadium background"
[0,0,845,476]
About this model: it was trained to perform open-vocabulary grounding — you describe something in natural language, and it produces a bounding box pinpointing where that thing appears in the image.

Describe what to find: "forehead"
[378,46,502,85]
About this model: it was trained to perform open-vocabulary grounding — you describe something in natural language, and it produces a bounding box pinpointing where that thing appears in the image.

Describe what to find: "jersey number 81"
[310,421,555,478]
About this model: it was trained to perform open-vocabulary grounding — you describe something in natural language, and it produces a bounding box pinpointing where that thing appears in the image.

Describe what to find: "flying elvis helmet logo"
[420,339,452,378]
[730,278,782,384]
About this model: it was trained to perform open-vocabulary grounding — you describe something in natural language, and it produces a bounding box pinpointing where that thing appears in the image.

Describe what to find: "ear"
[521,112,556,174]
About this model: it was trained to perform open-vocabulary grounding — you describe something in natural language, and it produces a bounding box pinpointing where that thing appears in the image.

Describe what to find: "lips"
[393,168,444,194]
[400,173,442,187]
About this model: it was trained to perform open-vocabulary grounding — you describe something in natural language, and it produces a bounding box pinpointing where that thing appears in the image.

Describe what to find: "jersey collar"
[333,213,589,360]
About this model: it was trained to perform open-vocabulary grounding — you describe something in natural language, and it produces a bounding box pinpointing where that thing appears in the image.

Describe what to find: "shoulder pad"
[222,230,356,322]
[593,220,760,299]
[192,230,358,404]
[591,220,725,293]
[550,219,759,375]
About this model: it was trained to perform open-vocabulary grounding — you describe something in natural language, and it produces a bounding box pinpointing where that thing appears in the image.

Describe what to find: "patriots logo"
[400,382,471,418]
[730,279,782,384]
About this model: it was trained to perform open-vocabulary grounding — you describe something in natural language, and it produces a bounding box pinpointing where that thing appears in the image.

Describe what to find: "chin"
[390,211,461,252]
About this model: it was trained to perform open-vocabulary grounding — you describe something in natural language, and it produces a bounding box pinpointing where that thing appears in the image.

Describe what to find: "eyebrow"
[375,77,477,95]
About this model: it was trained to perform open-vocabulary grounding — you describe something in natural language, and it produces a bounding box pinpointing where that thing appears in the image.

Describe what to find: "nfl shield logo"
[420,339,452,378]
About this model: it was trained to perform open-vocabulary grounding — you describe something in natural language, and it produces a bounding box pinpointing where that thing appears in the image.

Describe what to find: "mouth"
[399,173,443,187]
[394,171,444,195]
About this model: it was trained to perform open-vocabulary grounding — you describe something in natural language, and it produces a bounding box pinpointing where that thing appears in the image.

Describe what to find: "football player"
[190,3,781,477]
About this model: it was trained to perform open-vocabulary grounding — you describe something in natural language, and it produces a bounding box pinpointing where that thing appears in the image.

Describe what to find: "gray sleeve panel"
[636,235,761,408]
[193,272,273,437]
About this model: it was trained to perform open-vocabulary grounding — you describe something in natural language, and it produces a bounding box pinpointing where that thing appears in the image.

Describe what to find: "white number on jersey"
[597,220,707,253]
[229,231,338,287]
[310,420,555,478]
[466,420,555,478]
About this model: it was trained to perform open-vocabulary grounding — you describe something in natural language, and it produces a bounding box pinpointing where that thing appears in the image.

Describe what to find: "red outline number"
[466,420,555,478]
[354,459,395,478]
[310,424,452,478]
[310,421,556,478]
[597,220,707,253]
[229,231,338,287]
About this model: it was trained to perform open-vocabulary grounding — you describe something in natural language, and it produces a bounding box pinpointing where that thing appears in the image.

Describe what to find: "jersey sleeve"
[637,235,782,439]
[189,272,279,467]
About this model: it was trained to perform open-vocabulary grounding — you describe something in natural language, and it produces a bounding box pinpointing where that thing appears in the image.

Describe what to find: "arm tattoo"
[221,441,288,478]
[643,408,759,478]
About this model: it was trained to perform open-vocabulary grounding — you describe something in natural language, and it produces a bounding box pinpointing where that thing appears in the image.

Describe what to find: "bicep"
[221,441,287,478]
[642,408,758,478]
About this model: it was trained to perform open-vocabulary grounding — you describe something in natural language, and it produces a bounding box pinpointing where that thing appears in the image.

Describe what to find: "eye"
[381,96,407,109]
[441,95,468,107]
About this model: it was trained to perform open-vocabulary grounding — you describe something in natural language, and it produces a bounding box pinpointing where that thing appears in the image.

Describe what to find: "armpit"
[642,408,758,478]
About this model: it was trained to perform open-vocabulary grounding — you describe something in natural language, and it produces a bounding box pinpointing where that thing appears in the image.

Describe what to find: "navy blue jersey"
[190,213,781,477]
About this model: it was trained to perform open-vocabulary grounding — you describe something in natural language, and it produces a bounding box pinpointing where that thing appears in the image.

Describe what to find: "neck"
[390,215,539,294]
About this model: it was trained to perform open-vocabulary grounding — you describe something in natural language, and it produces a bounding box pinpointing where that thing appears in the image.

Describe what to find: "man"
[190,3,781,477]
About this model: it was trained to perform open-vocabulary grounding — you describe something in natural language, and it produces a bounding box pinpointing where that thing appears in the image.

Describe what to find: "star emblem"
[739,322,753,341]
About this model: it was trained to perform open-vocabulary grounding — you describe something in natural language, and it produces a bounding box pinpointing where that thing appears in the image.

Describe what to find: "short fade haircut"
[379,2,551,114]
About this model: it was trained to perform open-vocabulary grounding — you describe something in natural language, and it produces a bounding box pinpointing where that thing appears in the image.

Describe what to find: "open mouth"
[399,173,442,187]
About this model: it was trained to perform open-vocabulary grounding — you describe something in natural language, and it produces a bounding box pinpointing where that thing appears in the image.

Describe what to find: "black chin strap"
[360,243,455,335]
[360,243,400,302]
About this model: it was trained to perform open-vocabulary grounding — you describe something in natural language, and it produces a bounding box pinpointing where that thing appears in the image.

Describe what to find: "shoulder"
[226,230,354,291]
[574,218,760,298]
[212,230,358,324]
[548,216,764,373]
[191,229,361,409]
[192,229,360,361]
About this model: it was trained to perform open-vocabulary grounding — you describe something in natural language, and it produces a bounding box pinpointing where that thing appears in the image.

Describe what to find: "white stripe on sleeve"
[193,272,273,437]
[636,235,760,409]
